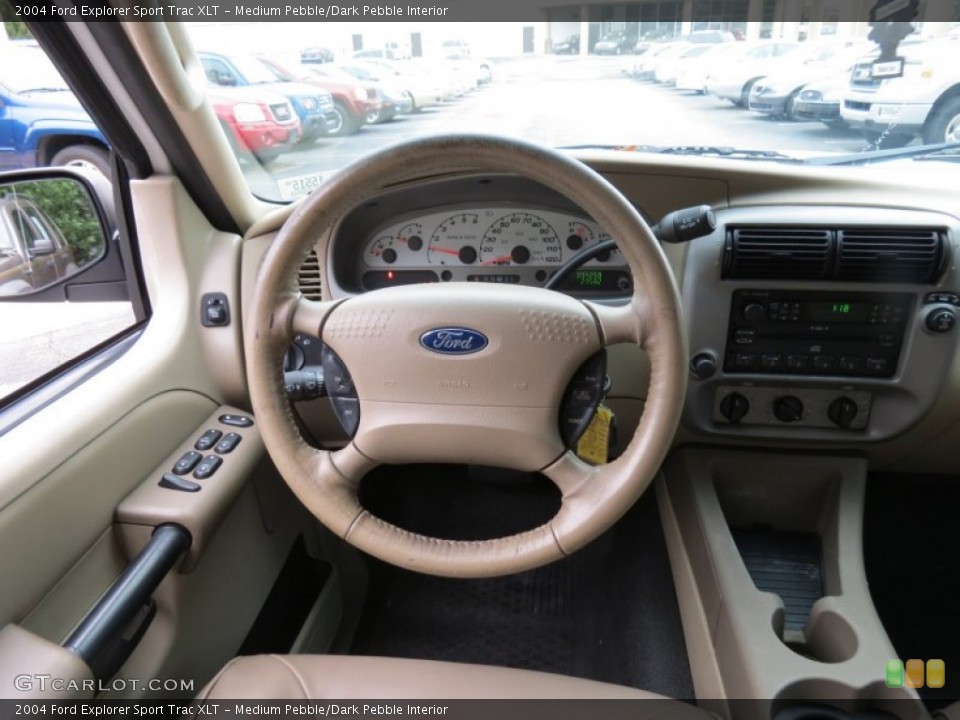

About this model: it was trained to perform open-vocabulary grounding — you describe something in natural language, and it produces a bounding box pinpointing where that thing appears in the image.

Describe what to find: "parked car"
[207,86,300,164]
[553,35,580,55]
[747,41,875,120]
[0,45,109,175]
[632,42,692,80]
[344,59,442,112]
[654,44,715,85]
[198,51,337,142]
[704,40,800,106]
[300,46,334,64]
[0,195,78,296]
[840,36,960,147]
[308,65,401,123]
[258,57,380,136]
[594,33,634,56]
[790,73,852,128]
[675,42,748,93]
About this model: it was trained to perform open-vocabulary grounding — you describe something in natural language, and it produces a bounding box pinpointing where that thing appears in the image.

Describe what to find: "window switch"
[193,455,223,480]
[219,413,253,427]
[160,473,200,493]
[214,432,242,454]
[195,429,223,451]
[172,451,202,475]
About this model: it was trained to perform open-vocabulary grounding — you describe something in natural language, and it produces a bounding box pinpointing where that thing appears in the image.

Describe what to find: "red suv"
[207,86,301,164]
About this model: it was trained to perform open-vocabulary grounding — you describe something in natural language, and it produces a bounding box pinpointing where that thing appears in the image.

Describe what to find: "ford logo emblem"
[419,327,488,355]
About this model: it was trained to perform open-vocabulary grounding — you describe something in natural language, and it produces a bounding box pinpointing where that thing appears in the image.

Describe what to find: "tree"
[1,0,34,40]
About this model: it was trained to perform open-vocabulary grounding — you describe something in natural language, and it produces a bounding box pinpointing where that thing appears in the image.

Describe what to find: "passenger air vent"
[723,225,948,284]
[836,229,946,283]
[724,227,832,280]
[298,249,323,300]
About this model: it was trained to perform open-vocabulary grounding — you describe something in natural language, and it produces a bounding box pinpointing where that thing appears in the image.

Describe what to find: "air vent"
[724,227,833,280]
[298,249,323,300]
[724,225,948,284]
[836,229,946,283]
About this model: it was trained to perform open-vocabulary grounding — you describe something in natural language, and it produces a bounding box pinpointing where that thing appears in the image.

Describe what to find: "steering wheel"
[246,135,687,578]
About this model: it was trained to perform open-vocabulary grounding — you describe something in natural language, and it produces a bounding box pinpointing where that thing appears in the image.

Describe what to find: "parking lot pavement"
[259,55,869,189]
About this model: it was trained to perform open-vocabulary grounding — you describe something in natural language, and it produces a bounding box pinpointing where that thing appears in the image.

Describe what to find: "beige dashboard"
[236,151,960,474]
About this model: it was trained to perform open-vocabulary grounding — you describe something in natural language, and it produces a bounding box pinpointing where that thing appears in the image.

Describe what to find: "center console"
[680,205,960,442]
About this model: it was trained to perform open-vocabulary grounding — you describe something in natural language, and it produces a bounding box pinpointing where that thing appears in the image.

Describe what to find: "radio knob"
[720,392,750,424]
[828,397,859,429]
[773,396,804,423]
[742,302,767,323]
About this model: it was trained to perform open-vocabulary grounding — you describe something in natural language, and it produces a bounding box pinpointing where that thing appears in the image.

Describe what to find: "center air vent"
[298,249,323,300]
[724,226,948,284]
[836,229,945,283]
[724,227,832,280]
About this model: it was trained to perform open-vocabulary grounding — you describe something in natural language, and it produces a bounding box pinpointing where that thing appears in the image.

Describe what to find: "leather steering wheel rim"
[246,134,688,578]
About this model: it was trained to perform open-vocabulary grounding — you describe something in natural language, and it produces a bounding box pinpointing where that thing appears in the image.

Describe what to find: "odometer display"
[575,270,604,287]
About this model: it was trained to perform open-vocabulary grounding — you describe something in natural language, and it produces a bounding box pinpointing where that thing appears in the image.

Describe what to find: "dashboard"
[273,159,960,469]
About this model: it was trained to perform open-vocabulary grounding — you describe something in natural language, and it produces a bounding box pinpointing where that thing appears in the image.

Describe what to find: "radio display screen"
[806,301,871,323]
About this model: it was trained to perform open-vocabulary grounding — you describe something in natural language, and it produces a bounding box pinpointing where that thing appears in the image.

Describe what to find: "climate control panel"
[713,386,872,430]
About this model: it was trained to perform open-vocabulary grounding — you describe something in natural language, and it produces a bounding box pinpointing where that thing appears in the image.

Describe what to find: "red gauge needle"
[430,247,461,256]
[482,255,512,266]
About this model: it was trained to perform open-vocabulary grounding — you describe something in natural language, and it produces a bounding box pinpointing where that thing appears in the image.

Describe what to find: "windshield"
[183,21,960,203]
[0,47,71,94]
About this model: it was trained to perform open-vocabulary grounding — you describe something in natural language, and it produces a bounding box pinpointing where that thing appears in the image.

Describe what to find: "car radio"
[724,290,914,378]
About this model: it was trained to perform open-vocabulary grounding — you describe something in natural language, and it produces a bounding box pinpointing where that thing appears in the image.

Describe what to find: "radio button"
[865,357,890,374]
[786,355,809,371]
[734,352,758,369]
[813,355,836,371]
[839,356,862,372]
[734,328,756,345]
[761,353,783,369]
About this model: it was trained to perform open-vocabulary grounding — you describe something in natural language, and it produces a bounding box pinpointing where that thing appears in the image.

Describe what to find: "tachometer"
[428,213,482,265]
[479,212,561,266]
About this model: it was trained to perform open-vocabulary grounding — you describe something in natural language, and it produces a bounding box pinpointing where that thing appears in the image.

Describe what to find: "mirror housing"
[0,166,128,303]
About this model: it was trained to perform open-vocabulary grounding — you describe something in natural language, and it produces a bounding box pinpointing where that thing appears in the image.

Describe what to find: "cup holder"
[773,680,923,720]
[772,602,858,664]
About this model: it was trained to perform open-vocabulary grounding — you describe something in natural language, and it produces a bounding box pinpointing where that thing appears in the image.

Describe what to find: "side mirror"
[0,169,126,302]
[216,71,237,86]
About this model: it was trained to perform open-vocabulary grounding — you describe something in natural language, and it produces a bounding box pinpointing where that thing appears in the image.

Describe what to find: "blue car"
[199,51,337,142]
[0,45,111,175]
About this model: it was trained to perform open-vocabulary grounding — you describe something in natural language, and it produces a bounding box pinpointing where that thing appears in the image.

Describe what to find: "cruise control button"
[214,432,242,454]
[560,405,595,446]
[193,455,223,480]
[194,429,223,451]
[322,345,357,399]
[219,413,253,428]
[330,398,360,436]
[172,451,202,475]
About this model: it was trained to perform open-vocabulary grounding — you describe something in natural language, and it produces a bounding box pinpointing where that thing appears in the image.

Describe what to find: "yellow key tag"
[576,405,613,466]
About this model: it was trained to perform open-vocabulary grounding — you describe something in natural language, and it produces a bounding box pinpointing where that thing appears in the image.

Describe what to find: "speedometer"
[479,212,561,266]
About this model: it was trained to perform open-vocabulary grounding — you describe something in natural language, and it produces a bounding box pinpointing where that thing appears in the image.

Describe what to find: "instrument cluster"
[357,205,632,295]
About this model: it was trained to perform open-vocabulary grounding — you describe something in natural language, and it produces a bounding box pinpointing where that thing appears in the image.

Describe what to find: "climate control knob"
[720,392,750,424]
[828,397,859,429]
[773,396,804,423]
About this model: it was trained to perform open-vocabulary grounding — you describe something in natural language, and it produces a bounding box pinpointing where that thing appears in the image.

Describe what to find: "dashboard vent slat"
[725,228,832,280]
[724,226,948,284]
[298,249,323,301]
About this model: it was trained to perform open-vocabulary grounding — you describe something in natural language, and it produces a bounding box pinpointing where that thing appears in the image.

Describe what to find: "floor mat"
[351,464,695,699]
[865,473,960,706]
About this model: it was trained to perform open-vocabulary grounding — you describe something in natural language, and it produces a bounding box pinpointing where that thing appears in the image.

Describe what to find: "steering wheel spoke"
[292,296,339,338]
[587,298,649,347]
[541,450,596,497]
